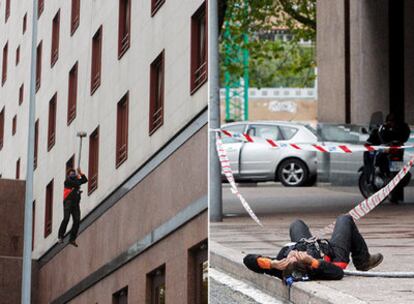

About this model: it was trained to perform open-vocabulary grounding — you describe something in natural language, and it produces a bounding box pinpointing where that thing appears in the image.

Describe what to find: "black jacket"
[368,122,410,145]
[244,241,344,281]
[64,174,88,204]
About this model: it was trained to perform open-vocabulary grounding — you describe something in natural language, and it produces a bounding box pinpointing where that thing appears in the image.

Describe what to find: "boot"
[69,240,79,247]
[356,253,383,271]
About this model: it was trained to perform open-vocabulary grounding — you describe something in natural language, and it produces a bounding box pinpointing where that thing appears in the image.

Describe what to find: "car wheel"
[277,159,309,187]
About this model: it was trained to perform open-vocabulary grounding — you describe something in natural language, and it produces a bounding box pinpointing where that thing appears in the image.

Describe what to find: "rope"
[344,270,414,278]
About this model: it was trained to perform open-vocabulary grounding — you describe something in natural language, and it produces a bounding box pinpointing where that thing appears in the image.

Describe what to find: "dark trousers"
[289,215,370,268]
[363,151,390,182]
[58,200,81,241]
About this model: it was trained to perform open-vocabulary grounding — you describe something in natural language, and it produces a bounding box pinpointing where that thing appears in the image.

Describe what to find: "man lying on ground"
[243,215,383,281]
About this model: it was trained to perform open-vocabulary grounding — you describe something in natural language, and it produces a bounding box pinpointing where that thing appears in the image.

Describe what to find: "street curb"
[210,241,367,304]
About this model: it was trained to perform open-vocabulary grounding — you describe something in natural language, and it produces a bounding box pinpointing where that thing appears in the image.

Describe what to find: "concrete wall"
[318,0,414,125]
[221,98,317,124]
[0,0,207,258]
[35,126,207,303]
[0,179,25,304]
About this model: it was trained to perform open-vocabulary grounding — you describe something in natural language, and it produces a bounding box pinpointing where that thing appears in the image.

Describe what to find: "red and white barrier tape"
[216,133,263,227]
[215,130,414,234]
[219,129,414,153]
[316,156,414,237]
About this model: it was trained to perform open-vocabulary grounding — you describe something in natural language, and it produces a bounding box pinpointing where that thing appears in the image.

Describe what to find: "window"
[15,158,20,179]
[36,41,42,92]
[23,13,27,33]
[47,93,57,151]
[279,126,299,140]
[190,2,207,94]
[38,0,44,18]
[222,124,247,144]
[113,286,128,304]
[51,10,60,67]
[67,62,78,124]
[12,115,16,135]
[34,120,39,169]
[147,265,166,304]
[16,46,20,66]
[248,125,282,141]
[44,179,53,238]
[116,93,128,167]
[118,0,131,58]
[149,51,164,134]
[151,0,165,16]
[0,107,4,150]
[91,26,102,94]
[189,241,208,304]
[88,127,99,194]
[71,0,80,35]
[5,0,10,22]
[32,200,35,250]
[2,42,8,86]
[19,84,24,105]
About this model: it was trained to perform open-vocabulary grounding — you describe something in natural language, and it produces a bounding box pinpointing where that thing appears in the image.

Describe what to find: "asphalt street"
[209,268,287,304]
[222,182,414,217]
[210,278,262,304]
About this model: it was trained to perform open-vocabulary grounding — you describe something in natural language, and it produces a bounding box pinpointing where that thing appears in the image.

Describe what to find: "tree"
[220,0,317,88]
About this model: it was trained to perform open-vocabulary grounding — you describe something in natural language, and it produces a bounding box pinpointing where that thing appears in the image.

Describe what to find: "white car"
[221,121,318,186]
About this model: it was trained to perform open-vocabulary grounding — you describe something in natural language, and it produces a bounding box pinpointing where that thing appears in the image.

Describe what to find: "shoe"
[58,238,64,244]
[69,240,79,247]
[356,253,383,271]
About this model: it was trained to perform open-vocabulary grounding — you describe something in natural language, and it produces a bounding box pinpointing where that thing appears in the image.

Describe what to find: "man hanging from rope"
[243,215,383,282]
[58,168,88,247]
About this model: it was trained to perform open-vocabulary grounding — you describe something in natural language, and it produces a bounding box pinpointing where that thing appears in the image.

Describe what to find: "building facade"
[0,179,25,304]
[317,0,414,125]
[0,0,208,303]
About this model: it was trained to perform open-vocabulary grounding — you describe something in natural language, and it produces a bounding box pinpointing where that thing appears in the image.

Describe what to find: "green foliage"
[220,0,317,88]
[250,41,315,88]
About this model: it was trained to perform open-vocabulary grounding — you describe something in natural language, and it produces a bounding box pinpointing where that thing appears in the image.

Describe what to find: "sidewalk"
[210,203,414,304]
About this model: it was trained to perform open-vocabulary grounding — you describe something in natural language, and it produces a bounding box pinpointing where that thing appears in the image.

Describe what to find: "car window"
[221,124,246,144]
[317,124,362,143]
[279,126,299,140]
[249,125,282,140]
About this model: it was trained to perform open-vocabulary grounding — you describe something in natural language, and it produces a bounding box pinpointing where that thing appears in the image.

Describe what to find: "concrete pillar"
[317,0,347,123]
[405,0,414,125]
[349,0,389,125]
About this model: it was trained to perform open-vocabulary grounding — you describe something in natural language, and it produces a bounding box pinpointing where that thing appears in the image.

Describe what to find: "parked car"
[221,121,318,186]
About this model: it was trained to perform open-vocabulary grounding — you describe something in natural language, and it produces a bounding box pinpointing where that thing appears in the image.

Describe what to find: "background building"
[0,0,208,303]
[317,0,414,125]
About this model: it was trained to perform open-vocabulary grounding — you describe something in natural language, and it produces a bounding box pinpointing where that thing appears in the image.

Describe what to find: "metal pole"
[242,0,249,121]
[21,0,38,303]
[242,34,249,121]
[77,137,83,168]
[209,0,223,222]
